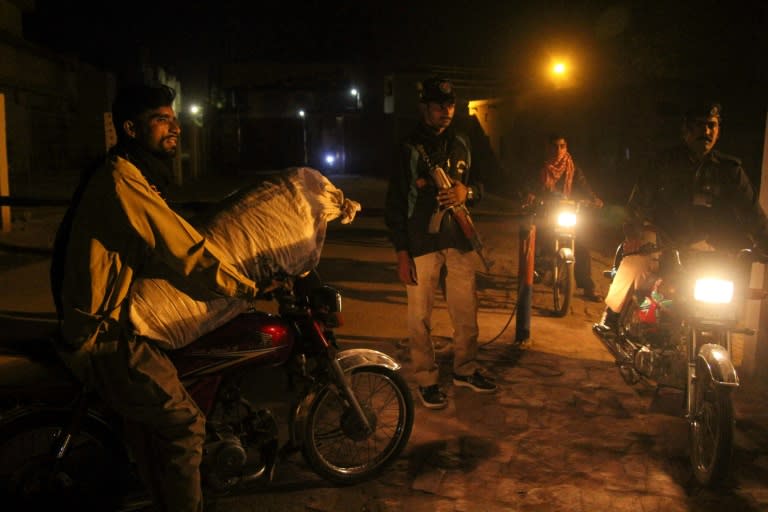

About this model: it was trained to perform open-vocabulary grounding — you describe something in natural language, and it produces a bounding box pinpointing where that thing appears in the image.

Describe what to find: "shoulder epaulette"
[712,150,742,166]
[454,133,469,149]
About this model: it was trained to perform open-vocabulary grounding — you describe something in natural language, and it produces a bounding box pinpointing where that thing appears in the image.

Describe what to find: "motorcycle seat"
[0,319,78,394]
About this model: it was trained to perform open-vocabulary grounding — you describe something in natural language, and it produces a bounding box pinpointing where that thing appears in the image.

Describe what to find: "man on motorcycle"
[595,102,768,335]
[50,84,262,511]
[532,134,605,302]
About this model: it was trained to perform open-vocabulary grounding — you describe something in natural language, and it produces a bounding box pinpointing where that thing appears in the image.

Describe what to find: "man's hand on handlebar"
[622,235,658,255]
[621,237,644,254]
[523,193,538,208]
[254,273,294,300]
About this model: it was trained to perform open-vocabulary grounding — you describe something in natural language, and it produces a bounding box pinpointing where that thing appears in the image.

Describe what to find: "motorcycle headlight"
[693,278,734,304]
[556,211,577,228]
[309,285,344,327]
[310,285,342,313]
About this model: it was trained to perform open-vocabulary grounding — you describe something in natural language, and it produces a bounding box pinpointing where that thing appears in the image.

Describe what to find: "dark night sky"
[22,0,768,88]
[18,0,768,185]
[19,0,768,146]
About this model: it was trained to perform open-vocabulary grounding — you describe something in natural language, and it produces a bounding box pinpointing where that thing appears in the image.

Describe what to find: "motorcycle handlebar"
[254,271,296,301]
[738,247,768,265]
[616,243,768,269]
[621,242,661,257]
[521,196,602,214]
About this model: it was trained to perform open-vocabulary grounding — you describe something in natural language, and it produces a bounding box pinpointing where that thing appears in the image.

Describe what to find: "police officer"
[385,77,496,410]
[596,102,768,333]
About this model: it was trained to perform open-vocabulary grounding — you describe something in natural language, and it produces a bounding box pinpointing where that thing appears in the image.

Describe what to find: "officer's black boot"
[593,308,619,336]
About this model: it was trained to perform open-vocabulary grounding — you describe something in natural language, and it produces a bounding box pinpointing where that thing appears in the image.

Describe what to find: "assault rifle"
[424,160,491,272]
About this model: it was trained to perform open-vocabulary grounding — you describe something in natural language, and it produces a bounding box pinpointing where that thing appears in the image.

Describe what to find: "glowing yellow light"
[552,62,566,75]
[694,278,734,304]
[557,211,577,227]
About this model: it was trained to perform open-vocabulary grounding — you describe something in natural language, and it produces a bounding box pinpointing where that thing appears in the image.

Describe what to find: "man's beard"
[693,138,714,156]
[152,142,177,160]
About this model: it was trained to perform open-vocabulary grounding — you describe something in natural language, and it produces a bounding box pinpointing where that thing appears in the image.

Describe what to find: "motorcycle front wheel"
[689,360,735,486]
[553,256,574,317]
[0,407,130,511]
[302,366,414,484]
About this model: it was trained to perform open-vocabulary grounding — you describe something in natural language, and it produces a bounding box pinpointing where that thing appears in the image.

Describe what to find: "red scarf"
[540,152,575,197]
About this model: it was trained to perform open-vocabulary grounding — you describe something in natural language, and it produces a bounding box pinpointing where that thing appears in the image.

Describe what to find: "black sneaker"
[453,370,497,393]
[582,291,604,303]
[418,385,448,409]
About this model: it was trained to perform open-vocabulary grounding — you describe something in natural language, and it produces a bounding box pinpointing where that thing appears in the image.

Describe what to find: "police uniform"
[385,77,488,392]
[604,103,768,313]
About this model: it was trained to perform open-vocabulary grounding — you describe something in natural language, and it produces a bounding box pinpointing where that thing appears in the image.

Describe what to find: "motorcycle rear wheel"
[553,257,574,317]
[0,407,130,511]
[302,366,414,484]
[689,363,734,486]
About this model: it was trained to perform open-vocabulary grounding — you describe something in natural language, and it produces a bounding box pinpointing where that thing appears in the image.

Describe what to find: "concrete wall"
[0,0,32,38]
[0,0,114,195]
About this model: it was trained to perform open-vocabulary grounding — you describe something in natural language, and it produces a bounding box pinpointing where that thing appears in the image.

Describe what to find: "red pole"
[516,221,535,342]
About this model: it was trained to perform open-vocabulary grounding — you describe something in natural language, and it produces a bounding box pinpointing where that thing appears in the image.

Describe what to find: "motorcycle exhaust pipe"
[593,328,634,363]
[239,438,279,485]
[593,329,641,385]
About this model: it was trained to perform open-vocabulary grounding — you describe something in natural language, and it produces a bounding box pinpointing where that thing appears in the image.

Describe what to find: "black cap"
[683,102,722,122]
[419,77,456,104]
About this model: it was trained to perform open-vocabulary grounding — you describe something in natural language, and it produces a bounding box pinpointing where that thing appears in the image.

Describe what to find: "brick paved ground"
[1,173,767,512]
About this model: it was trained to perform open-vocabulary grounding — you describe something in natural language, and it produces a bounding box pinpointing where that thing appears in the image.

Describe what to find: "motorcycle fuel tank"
[172,311,295,377]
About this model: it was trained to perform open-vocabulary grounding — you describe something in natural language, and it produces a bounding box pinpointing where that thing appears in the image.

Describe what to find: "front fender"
[697,343,739,387]
[291,348,401,446]
[335,348,401,372]
[558,246,574,264]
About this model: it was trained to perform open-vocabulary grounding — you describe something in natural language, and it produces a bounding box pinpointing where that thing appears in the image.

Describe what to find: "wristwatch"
[466,186,475,201]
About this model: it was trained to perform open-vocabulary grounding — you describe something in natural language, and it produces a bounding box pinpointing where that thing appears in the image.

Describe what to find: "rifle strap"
[415,144,443,183]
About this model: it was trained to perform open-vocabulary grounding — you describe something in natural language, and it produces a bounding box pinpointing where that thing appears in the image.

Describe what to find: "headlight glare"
[556,211,577,227]
[694,278,734,304]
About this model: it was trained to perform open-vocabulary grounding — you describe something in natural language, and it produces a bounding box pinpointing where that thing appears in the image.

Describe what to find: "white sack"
[129,167,361,350]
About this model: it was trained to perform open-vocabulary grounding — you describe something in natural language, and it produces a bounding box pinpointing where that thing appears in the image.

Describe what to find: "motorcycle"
[593,242,766,486]
[0,271,415,510]
[529,196,594,317]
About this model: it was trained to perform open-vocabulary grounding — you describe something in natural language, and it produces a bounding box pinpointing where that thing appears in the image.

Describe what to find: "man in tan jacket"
[51,84,259,511]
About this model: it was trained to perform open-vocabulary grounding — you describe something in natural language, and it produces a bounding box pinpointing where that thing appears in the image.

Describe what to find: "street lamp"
[188,103,204,127]
[349,87,361,109]
[548,58,571,89]
[298,109,308,165]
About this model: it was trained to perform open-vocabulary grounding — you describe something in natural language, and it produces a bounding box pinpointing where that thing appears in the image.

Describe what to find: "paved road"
[1,174,767,511]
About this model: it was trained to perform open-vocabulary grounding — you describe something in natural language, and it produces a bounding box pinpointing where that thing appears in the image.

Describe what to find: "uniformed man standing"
[596,102,768,334]
[385,77,497,410]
